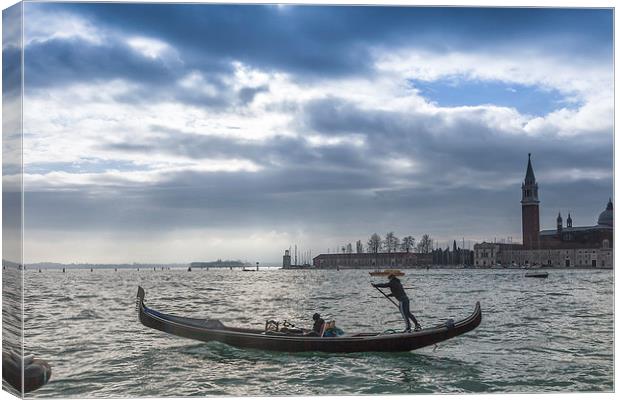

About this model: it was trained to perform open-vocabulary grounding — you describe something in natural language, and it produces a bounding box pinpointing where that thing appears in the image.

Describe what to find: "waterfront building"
[496,247,613,268]
[474,154,613,268]
[312,252,433,269]
[282,249,291,269]
[474,242,521,267]
[432,241,474,266]
[538,199,613,249]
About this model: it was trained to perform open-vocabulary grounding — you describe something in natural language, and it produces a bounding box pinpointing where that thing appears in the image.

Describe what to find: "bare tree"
[384,232,399,253]
[416,234,433,254]
[356,240,364,253]
[346,243,353,254]
[367,233,381,254]
[401,236,415,252]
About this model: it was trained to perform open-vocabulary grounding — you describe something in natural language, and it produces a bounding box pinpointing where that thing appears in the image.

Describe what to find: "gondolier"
[373,274,422,332]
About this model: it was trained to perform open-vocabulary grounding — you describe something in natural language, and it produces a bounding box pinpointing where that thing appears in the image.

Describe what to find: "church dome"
[597,199,613,226]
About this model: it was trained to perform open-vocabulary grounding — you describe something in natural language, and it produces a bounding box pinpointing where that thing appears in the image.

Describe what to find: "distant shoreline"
[317,266,612,271]
[7,265,612,271]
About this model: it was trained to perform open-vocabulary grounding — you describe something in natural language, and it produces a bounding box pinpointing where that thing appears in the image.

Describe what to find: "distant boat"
[525,272,548,278]
[242,268,255,272]
[369,269,404,277]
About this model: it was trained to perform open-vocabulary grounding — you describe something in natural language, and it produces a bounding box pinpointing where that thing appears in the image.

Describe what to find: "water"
[15,268,614,397]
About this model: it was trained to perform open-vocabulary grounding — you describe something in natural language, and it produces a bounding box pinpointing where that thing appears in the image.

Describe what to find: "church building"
[474,154,613,268]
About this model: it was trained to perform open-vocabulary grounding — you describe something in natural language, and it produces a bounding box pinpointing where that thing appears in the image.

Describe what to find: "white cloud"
[374,47,612,137]
[179,71,220,97]
[306,134,365,148]
[24,7,104,44]
[127,36,168,59]
[19,159,262,191]
[127,35,185,70]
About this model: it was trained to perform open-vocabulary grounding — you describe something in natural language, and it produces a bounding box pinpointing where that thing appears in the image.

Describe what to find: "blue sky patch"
[409,78,577,116]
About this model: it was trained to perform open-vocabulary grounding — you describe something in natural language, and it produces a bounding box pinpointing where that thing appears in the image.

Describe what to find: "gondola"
[136,286,482,353]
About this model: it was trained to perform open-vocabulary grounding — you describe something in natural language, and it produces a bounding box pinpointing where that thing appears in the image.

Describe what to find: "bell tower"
[521,153,540,249]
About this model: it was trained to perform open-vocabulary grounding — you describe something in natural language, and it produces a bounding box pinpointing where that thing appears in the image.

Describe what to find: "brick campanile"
[521,153,540,249]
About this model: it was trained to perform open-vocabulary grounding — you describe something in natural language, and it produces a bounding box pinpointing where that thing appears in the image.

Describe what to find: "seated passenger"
[305,313,325,336]
[323,320,344,337]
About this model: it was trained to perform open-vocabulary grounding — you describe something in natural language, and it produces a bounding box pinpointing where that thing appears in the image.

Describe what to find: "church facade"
[474,154,613,268]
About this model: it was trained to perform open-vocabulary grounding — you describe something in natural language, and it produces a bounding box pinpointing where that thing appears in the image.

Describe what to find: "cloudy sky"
[11,4,614,264]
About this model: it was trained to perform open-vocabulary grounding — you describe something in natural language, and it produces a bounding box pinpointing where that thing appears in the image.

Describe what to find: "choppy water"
[13,268,614,397]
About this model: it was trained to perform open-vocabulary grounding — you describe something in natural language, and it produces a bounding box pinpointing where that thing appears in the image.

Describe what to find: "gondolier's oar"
[372,284,400,311]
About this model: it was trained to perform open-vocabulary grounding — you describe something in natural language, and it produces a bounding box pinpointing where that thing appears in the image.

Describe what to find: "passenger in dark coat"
[312,313,325,335]
[304,313,325,336]
[373,274,422,332]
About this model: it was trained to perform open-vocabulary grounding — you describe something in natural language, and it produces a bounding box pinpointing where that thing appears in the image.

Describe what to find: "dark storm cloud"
[23,35,249,109]
[238,85,269,105]
[26,4,612,88]
[23,164,612,244]
[23,165,385,232]
[2,46,22,97]
[301,97,418,136]
[24,37,181,88]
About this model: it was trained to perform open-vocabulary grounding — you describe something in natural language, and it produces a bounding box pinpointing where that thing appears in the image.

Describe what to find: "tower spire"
[521,153,540,249]
[524,153,536,185]
[521,153,539,204]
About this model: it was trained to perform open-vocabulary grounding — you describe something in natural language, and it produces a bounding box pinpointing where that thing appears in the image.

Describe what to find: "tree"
[416,234,433,254]
[367,233,381,254]
[346,243,353,254]
[401,236,415,252]
[393,236,400,252]
[384,232,399,253]
[356,240,363,253]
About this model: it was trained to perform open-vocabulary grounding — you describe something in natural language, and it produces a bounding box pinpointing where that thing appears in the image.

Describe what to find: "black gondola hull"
[137,286,481,353]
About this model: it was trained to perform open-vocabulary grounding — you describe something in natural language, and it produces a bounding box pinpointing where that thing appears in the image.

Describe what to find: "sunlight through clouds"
[19,4,613,262]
